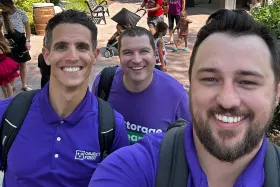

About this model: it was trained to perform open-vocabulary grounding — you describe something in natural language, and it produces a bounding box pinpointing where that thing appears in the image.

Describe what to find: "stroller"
[104,8,146,58]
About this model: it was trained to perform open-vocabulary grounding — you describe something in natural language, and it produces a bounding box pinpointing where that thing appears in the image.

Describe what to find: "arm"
[110,113,130,152]
[172,23,179,33]
[181,0,186,11]
[147,0,162,12]
[0,23,5,42]
[24,21,31,50]
[89,133,163,187]
[157,40,167,71]
[175,93,192,124]
[186,18,192,24]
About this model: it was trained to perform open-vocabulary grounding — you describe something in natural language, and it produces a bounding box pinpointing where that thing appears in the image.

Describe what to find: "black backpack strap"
[0,90,38,172]
[155,118,189,187]
[97,65,119,101]
[97,97,115,161]
[264,140,280,187]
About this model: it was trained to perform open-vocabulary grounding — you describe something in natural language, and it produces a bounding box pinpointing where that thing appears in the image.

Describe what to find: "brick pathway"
[0,1,219,183]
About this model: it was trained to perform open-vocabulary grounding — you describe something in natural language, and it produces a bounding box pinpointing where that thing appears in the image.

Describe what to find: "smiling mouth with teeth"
[61,67,83,72]
[131,66,144,70]
[215,114,245,123]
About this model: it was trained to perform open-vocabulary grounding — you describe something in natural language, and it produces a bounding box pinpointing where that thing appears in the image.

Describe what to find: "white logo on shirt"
[75,150,100,160]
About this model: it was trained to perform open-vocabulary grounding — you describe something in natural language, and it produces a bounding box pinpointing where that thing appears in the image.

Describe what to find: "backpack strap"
[97,97,115,161]
[0,90,38,172]
[264,140,280,187]
[155,118,189,187]
[97,66,119,101]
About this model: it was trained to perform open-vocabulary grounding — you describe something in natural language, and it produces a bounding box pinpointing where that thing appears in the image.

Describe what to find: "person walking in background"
[166,0,185,44]
[172,10,192,52]
[138,0,164,35]
[0,0,32,91]
[0,40,19,98]
[154,21,168,72]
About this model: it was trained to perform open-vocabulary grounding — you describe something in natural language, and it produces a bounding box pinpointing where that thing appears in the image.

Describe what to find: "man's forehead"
[193,33,272,73]
[121,35,152,50]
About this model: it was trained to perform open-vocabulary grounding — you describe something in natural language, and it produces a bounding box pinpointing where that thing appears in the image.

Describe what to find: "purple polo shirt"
[89,124,266,187]
[92,67,191,144]
[0,83,129,187]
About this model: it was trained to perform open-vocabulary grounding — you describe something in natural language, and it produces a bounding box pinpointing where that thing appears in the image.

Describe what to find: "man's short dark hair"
[189,9,280,83]
[45,9,98,50]
[118,26,155,53]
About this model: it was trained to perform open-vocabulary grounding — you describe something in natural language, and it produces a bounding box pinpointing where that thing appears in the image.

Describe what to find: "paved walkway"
[0,1,219,183]
[0,2,218,99]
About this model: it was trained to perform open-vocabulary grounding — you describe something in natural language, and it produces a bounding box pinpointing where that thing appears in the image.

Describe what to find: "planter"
[33,3,55,36]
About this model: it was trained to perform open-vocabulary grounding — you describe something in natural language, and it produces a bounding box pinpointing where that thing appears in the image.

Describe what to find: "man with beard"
[89,9,280,187]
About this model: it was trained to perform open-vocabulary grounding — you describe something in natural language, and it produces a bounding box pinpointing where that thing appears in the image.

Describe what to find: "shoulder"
[0,98,13,112]
[154,70,186,93]
[15,8,27,15]
[0,98,13,125]
[90,133,164,186]
[110,132,164,163]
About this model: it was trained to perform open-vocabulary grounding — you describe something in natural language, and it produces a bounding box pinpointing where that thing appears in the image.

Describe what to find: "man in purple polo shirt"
[92,26,191,144]
[89,9,280,186]
[0,10,129,186]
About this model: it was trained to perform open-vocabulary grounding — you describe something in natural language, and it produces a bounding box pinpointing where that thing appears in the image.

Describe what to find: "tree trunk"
[46,0,50,2]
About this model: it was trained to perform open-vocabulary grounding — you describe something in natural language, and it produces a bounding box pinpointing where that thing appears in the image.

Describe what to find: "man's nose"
[131,53,142,64]
[66,46,79,61]
[216,82,241,109]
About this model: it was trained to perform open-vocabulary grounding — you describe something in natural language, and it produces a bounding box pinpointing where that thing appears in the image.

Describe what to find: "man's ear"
[92,48,100,65]
[42,47,51,66]
[275,83,280,107]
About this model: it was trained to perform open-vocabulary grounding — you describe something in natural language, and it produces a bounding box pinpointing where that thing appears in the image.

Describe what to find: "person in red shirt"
[138,0,164,34]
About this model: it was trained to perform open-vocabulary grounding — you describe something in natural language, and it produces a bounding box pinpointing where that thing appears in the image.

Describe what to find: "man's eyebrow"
[236,70,265,78]
[197,67,220,73]
[53,41,67,48]
[122,47,151,52]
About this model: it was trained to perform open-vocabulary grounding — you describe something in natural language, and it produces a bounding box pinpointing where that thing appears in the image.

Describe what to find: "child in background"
[0,41,19,98]
[154,21,168,72]
[172,11,192,52]
[38,37,50,88]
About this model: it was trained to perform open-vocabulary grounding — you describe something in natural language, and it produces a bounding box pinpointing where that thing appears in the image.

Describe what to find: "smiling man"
[0,10,129,187]
[92,26,191,144]
[89,9,280,187]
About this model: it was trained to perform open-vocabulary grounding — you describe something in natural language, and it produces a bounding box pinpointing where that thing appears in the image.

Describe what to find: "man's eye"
[56,45,66,50]
[200,78,218,82]
[239,80,257,85]
[78,45,89,51]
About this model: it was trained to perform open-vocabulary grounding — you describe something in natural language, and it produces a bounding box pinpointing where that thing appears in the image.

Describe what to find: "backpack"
[97,65,119,101]
[0,90,115,172]
[155,118,280,187]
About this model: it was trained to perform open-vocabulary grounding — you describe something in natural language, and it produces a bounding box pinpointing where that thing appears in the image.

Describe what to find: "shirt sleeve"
[21,10,29,23]
[89,133,163,187]
[110,111,130,152]
[91,73,101,96]
[176,93,192,124]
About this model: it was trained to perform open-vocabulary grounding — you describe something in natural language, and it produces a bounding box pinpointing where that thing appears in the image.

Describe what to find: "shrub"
[15,0,45,28]
[64,0,88,11]
[251,0,280,39]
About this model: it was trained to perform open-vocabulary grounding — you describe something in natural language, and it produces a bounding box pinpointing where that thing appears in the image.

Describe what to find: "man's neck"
[48,80,88,118]
[123,73,153,93]
[193,130,263,187]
